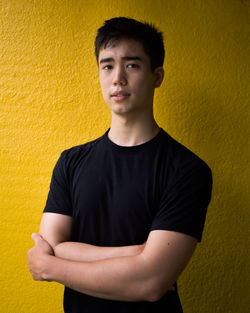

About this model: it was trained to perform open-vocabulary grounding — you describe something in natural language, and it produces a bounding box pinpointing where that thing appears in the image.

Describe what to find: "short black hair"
[95,17,165,71]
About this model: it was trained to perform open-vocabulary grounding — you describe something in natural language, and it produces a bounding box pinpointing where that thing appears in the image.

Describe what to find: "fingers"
[31,233,43,244]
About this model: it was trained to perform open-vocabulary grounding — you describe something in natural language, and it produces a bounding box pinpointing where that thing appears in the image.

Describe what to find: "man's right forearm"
[54,241,145,262]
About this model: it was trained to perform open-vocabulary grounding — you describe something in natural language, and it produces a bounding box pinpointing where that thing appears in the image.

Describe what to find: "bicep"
[39,212,72,248]
[142,230,197,295]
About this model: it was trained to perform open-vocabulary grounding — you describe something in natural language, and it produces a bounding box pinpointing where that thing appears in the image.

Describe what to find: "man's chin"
[110,104,133,115]
[112,108,134,116]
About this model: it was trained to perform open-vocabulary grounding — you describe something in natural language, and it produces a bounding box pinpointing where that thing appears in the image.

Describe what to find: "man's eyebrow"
[99,57,114,64]
[121,56,142,61]
[99,56,142,64]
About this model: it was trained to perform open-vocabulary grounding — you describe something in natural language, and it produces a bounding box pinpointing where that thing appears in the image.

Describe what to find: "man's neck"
[108,111,160,147]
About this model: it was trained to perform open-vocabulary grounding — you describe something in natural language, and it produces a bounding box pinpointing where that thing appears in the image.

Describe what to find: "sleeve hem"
[150,225,202,242]
[43,207,72,217]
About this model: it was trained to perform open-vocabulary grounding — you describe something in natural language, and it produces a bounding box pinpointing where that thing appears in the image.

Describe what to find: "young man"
[27,17,212,313]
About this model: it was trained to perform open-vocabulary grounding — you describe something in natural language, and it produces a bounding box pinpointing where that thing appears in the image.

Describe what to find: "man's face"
[98,39,163,116]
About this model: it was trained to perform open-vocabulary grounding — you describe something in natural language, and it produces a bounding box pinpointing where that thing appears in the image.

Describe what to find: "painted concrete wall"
[0,0,249,312]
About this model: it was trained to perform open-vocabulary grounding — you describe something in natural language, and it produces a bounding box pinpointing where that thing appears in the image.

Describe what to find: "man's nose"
[112,66,127,86]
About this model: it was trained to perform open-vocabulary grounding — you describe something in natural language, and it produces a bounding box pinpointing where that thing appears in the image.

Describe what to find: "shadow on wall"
[170,82,249,312]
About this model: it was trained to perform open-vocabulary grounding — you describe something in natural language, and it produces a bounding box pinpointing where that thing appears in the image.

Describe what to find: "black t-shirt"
[44,128,212,313]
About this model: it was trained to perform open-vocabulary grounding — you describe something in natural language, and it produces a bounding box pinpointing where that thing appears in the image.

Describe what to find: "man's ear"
[153,67,164,88]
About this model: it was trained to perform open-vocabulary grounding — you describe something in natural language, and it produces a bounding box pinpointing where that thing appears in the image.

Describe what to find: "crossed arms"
[27,212,197,302]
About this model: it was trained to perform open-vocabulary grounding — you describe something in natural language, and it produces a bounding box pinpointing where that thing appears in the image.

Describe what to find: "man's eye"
[103,65,112,70]
[127,64,138,69]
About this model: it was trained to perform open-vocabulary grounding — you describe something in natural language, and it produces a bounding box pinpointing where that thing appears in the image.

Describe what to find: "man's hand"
[27,233,54,281]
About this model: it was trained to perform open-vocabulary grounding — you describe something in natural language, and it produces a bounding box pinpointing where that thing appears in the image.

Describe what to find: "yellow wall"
[0,0,249,312]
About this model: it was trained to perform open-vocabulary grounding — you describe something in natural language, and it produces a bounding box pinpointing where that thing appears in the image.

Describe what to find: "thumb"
[31,233,43,244]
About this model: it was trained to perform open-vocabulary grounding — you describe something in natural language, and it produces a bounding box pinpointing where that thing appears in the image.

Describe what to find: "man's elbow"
[141,279,172,302]
[145,288,167,303]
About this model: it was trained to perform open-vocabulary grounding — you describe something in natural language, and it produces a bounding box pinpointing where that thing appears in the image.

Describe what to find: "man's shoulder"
[58,133,105,165]
[160,129,212,174]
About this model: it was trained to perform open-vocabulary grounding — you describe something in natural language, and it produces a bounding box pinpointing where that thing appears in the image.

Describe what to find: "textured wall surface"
[0,0,249,312]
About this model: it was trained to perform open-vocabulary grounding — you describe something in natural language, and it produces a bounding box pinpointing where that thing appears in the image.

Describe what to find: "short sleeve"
[44,151,73,216]
[151,162,212,242]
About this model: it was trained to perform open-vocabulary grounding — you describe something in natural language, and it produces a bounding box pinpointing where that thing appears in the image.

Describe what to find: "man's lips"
[111,91,130,96]
[111,91,130,101]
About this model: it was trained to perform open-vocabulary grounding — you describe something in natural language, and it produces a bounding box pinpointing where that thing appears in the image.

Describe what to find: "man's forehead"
[98,39,146,61]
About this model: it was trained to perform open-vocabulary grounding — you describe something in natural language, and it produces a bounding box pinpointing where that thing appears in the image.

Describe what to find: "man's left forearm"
[41,252,155,302]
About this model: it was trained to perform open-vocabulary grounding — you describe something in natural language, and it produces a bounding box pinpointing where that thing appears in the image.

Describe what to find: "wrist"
[41,254,56,281]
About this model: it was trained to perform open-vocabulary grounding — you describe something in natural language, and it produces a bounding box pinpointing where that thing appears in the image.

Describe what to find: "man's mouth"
[111,91,130,101]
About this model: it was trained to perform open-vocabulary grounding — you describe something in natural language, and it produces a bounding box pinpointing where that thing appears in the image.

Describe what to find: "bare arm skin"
[28,213,197,302]
[39,213,72,248]
[39,213,145,262]
[54,241,145,261]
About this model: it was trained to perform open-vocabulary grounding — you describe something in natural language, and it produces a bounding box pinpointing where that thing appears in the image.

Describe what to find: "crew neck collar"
[103,128,163,152]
